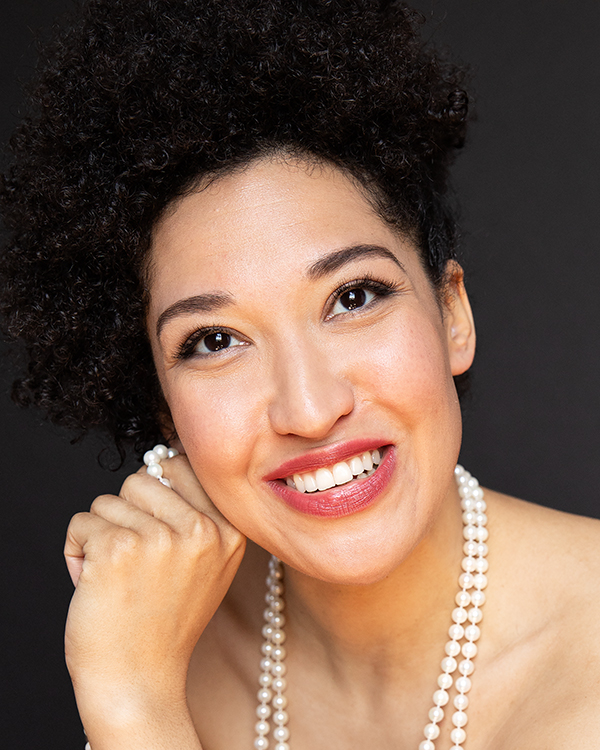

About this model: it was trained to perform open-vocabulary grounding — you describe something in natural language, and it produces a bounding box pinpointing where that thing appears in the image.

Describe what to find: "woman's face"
[146,156,475,584]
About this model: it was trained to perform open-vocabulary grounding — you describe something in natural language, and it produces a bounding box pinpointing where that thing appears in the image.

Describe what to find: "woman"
[2,1,600,748]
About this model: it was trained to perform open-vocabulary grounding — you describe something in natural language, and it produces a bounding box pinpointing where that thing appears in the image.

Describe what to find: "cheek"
[349,311,456,415]
[166,373,262,488]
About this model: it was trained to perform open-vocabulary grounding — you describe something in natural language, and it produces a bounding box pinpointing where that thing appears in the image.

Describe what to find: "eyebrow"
[155,244,405,339]
[306,244,406,280]
[156,292,234,338]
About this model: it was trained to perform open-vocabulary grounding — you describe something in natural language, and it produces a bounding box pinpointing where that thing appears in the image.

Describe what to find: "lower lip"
[267,447,396,518]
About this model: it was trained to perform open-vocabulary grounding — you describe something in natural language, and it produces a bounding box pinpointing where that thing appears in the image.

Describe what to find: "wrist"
[76,689,202,750]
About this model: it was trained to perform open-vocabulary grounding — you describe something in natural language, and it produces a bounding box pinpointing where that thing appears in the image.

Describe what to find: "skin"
[64,155,600,750]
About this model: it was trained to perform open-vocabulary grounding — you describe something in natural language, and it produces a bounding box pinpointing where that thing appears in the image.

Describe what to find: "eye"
[330,286,376,316]
[177,327,246,359]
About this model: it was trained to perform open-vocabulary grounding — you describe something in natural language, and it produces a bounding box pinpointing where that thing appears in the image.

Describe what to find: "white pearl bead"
[255,720,270,735]
[146,462,163,478]
[459,572,474,589]
[270,582,284,596]
[256,704,271,719]
[153,444,169,459]
[476,512,488,526]
[143,450,159,466]
[464,624,481,641]
[438,673,453,689]
[462,642,477,659]
[274,744,290,750]
[451,727,467,744]
[272,677,287,692]
[460,497,475,510]
[454,694,469,710]
[158,477,172,488]
[271,629,286,645]
[433,688,449,706]
[273,710,289,725]
[452,607,468,623]
[476,526,488,542]
[262,625,274,639]
[448,624,464,641]
[452,710,468,727]
[467,607,482,623]
[419,742,435,750]
[272,695,288,710]
[272,646,286,660]
[445,640,461,657]
[458,659,474,676]
[475,558,489,573]
[271,662,287,678]
[455,676,472,693]
[470,590,486,607]
[463,540,478,556]
[429,706,444,723]
[424,723,440,740]
[461,557,476,573]
[258,672,272,687]
[441,656,457,673]
[273,726,290,742]
[254,738,269,750]
[257,688,273,703]
[271,614,286,628]
[463,525,477,541]
[260,657,273,672]
[474,497,486,512]
[167,447,179,458]
[462,511,476,525]
[477,542,489,557]
[262,642,274,655]
[455,590,471,607]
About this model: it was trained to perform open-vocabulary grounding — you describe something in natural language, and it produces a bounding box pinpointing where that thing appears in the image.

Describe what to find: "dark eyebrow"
[306,244,406,280]
[156,292,234,339]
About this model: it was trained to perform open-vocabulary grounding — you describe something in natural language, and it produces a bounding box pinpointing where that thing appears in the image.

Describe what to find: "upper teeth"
[285,449,382,493]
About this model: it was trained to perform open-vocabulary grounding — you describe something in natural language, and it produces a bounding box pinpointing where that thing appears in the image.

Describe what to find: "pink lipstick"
[266,444,396,518]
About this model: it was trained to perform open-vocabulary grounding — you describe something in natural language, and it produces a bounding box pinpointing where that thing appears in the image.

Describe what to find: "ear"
[442,261,476,376]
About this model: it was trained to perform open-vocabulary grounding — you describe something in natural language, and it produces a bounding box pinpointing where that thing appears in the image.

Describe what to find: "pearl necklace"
[256,464,488,750]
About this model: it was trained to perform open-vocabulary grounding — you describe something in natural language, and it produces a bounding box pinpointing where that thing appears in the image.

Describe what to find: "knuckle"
[150,520,176,552]
[120,471,149,497]
[111,527,140,557]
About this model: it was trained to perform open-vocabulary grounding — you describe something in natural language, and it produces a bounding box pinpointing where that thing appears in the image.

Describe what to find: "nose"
[267,338,354,439]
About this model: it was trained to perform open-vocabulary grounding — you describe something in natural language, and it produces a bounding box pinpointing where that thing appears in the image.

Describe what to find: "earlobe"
[443,262,476,376]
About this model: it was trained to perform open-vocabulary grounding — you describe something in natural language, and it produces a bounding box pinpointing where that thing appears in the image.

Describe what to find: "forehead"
[147,156,417,306]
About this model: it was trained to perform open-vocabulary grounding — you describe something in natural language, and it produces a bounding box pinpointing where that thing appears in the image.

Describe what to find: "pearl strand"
[143,443,179,485]
[256,465,488,750]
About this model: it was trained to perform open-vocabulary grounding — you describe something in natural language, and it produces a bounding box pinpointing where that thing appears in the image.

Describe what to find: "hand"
[63,454,246,731]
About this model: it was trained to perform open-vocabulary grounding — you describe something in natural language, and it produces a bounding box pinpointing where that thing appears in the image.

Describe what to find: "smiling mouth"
[282,448,383,493]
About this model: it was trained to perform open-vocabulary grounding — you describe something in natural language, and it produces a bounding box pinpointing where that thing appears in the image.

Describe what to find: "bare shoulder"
[487,487,600,578]
[475,489,600,747]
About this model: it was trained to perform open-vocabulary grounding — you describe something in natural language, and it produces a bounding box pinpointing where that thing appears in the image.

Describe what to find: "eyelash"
[176,325,244,360]
[175,275,402,360]
[325,275,402,319]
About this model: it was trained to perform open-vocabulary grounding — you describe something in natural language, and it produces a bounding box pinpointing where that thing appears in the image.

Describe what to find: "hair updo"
[0,0,469,460]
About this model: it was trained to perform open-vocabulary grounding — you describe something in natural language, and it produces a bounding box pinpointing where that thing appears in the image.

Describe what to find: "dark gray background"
[1,1,599,747]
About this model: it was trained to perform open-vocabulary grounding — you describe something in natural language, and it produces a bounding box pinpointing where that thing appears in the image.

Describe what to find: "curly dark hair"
[0,0,469,461]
